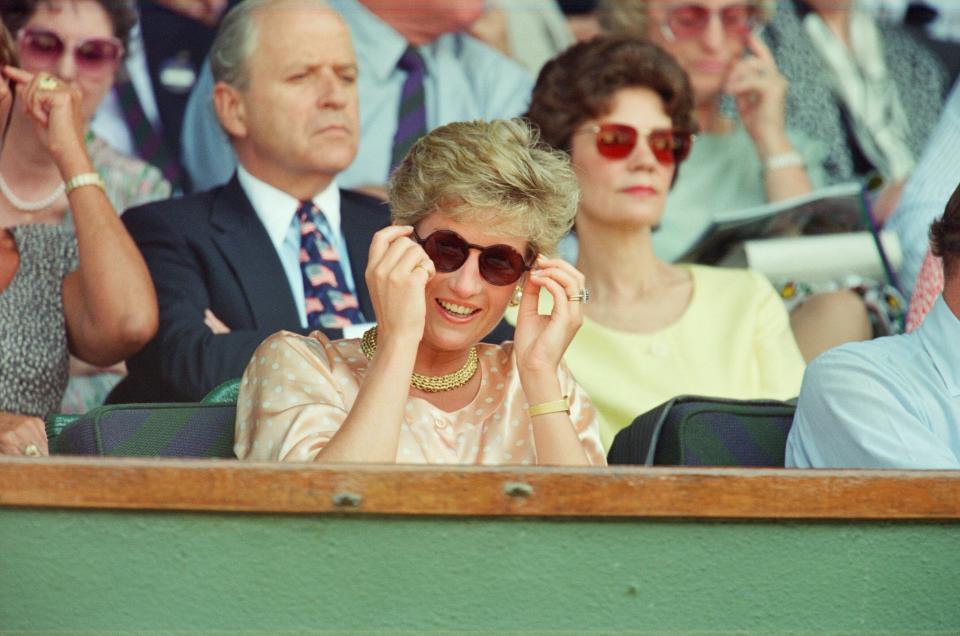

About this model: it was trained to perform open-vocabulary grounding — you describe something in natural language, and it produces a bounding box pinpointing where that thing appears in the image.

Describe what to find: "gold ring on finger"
[37,76,62,91]
[23,442,41,456]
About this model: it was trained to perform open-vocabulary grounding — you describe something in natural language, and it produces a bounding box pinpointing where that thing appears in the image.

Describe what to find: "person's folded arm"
[122,208,322,402]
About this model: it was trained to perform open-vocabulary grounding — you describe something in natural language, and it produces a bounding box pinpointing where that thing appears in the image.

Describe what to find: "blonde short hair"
[388,119,579,257]
[599,0,775,37]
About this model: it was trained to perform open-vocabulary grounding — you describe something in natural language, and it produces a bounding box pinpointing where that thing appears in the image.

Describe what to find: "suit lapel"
[340,191,390,322]
[210,176,301,330]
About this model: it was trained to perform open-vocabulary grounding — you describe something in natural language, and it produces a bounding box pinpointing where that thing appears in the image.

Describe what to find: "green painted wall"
[1,508,958,635]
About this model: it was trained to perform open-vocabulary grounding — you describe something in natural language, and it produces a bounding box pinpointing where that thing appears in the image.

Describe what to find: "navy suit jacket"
[109,176,390,403]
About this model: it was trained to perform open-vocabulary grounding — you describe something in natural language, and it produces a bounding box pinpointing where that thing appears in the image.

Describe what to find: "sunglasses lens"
[21,31,63,64]
[647,130,677,165]
[479,246,525,286]
[595,124,637,159]
[424,231,470,273]
[721,4,759,35]
[666,5,709,39]
[76,39,122,71]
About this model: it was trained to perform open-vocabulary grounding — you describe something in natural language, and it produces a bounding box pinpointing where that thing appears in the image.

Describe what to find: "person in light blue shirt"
[180,0,534,193]
[786,182,960,469]
[886,80,960,298]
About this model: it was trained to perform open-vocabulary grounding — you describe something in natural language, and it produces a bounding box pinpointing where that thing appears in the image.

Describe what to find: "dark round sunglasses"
[581,123,694,165]
[412,229,534,286]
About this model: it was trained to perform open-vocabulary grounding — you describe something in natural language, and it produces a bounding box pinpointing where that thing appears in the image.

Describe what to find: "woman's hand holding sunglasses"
[725,34,789,156]
[513,256,586,384]
[2,66,88,172]
[365,225,436,347]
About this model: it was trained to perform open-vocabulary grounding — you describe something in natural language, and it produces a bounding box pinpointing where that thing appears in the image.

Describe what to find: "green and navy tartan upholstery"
[607,395,797,467]
[51,403,236,458]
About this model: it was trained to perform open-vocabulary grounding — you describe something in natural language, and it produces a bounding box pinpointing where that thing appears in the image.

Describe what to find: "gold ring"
[37,76,61,91]
[23,443,41,457]
[414,263,430,273]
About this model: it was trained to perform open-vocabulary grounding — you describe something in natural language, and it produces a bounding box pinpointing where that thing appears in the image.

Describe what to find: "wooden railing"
[3,456,959,520]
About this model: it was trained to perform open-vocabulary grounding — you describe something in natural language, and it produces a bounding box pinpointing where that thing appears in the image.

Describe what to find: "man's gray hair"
[210,0,330,90]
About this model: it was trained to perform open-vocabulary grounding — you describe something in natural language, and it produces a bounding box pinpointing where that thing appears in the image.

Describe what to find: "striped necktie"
[297,201,363,329]
[113,75,182,189]
[390,47,428,169]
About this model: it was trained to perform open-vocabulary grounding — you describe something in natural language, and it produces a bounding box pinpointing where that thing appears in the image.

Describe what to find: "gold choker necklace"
[360,326,479,393]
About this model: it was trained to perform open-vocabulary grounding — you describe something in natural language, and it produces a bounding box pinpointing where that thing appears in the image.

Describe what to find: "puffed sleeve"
[558,360,607,466]
[234,331,352,462]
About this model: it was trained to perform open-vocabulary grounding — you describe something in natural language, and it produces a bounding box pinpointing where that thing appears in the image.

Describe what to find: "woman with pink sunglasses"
[0,24,156,455]
[524,36,805,451]
[599,0,824,263]
[1,0,171,413]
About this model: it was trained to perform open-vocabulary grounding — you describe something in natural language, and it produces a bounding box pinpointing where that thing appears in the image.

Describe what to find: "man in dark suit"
[109,0,389,403]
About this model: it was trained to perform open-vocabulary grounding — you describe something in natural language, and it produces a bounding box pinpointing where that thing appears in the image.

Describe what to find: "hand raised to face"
[724,34,789,154]
[364,225,436,345]
[2,66,87,165]
[513,255,587,378]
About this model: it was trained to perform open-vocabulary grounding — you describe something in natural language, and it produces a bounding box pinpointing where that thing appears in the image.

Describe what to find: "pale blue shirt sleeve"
[181,60,236,192]
[887,81,960,297]
[786,345,960,469]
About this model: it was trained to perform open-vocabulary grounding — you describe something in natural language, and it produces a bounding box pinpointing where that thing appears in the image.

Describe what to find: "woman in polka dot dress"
[234,120,606,466]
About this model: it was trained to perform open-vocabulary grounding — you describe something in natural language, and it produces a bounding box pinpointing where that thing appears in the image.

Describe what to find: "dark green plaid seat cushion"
[51,403,236,458]
[608,396,796,467]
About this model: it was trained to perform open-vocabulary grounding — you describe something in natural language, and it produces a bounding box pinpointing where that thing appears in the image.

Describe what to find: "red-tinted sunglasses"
[660,3,760,41]
[581,123,694,165]
[16,27,123,78]
[413,229,534,286]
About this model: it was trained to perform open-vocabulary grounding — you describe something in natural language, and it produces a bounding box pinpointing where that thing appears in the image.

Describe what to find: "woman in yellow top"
[523,36,805,450]
[234,119,605,466]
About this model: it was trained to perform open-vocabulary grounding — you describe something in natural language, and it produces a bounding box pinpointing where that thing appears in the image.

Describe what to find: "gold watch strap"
[64,172,106,196]
[528,396,570,418]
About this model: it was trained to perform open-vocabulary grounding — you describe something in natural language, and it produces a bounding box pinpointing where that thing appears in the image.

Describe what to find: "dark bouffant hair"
[0,0,137,53]
[930,182,960,279]
[525,35,697,154]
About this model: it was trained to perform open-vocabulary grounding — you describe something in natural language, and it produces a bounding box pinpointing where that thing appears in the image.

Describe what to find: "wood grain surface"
[2,457,958,519]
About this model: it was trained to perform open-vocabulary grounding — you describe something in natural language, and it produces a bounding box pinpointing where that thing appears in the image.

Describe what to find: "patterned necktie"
[390,47,428,169]
[113,76,182,189]
[297,201,363,329]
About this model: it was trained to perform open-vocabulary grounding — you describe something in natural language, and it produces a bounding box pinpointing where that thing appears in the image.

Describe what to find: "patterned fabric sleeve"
[235,331,350,462]
[906,249,944,333]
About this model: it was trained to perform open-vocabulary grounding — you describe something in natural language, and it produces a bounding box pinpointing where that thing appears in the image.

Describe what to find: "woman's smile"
[435,298,482,322]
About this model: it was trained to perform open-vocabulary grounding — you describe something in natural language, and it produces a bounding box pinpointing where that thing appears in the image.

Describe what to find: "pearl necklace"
[360,326,479,393]
[0,172,66,212]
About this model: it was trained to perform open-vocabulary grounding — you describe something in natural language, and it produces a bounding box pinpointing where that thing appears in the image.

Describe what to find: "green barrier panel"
[2,459,959,635]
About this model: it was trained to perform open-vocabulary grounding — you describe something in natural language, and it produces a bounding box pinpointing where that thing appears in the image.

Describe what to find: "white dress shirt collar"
[236,164,342,250]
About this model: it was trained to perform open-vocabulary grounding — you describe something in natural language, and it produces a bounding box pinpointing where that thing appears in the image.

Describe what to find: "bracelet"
[64,172,106,196]
[528,396,570,418]
[764,151,805,172]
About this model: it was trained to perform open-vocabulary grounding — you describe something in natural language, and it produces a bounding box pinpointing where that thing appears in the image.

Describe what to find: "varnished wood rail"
[2,456,959,519]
